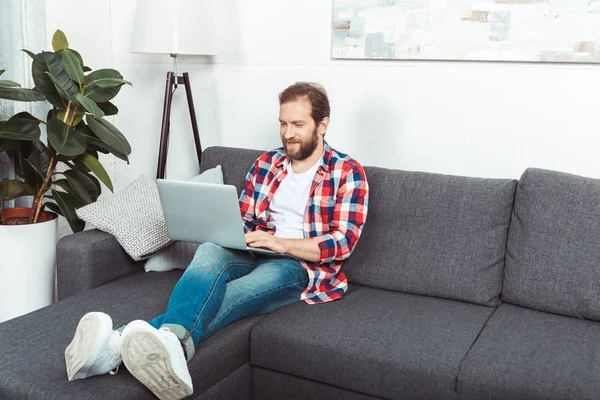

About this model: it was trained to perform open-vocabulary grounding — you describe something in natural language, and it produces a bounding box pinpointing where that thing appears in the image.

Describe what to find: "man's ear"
[319,117,330,136]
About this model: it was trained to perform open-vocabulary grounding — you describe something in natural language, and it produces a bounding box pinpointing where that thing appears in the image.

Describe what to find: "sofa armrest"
[56,229,143,300]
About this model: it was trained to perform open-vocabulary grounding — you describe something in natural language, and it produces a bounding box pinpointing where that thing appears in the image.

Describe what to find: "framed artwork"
[332,0,600,63]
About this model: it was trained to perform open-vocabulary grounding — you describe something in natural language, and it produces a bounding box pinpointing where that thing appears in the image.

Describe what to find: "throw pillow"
[144,165,224,272]
[189,165,223,184]
[76,175,172,261]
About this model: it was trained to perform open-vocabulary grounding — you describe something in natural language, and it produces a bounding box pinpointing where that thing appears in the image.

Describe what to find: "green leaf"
[0,80,20,88]
[84,69,125,102]
[76,124,128,161]
[43,201,63,216]
[47,118,86,157]
[25,142,52,179]
[86,115,131,160]
[55,177,92,205]
[1,179,29,200]
[0,87,46,102]
[64,169,98,203]
[78,152,113,192]
[75,93,104,118]
[83,66,92,72]
[10,143,44,190]
[0,69,4,76]
[97,101,118,116]
[73,157,91,172]
[45,71,77,103]
[52,190,85,232]
[87,172,101,195]
[52,30,69,52]
[53,179,71,192]
[58,48,84,67]
[94,78,132,89]
[0,139,19,152]
[62,49,85,84]
[10,112,43,124]
[0,118,41,141]
[21,49,36,59]
[57,110,84,126]
[32,52,66,107]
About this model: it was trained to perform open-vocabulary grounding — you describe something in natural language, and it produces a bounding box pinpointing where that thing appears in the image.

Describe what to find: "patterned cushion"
[76,175,172,261]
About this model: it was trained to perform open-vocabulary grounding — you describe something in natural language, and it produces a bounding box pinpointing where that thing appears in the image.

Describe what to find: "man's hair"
[279,82,330,125]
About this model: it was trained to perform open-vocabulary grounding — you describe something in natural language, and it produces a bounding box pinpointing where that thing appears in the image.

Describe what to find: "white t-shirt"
[269,159,321,239]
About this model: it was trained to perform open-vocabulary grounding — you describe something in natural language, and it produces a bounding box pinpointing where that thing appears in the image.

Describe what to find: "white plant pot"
[0,209,58,323]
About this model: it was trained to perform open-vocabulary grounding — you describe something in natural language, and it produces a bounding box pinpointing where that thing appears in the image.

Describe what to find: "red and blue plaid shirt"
[239,141,369,304]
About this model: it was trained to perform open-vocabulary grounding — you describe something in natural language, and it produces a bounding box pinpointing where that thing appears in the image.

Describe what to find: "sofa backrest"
[201,146,263,195]
[502,168,600,320]
[202,146,517,307]
[343,167,517,306]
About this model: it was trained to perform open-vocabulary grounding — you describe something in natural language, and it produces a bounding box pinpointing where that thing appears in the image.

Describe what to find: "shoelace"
[159,327,187,360]
[107,332,122,376]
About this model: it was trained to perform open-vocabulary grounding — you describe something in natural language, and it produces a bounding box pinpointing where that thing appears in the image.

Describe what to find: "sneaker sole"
[65,312,111,381]
[121,331,193,400]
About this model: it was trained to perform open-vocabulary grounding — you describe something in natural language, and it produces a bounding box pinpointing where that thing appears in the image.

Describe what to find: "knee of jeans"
[192,242,224,262]
[187,242,230,272]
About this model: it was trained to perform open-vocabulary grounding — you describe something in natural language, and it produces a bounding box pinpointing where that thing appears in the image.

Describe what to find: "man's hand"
[245,230,322,262]
[245,231,287,254]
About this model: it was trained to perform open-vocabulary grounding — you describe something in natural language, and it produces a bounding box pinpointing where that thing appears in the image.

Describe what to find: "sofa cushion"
[344,167,516,306]
[200,146,263,196]
[0,270,261,399]
[253,367,382,400]
[458,303,600,400]
[250,286,495,400]
[503,168,600,319]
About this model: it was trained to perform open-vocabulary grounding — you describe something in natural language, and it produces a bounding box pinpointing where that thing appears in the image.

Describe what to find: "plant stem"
[30,156,56,224]
[28,102,73,224]
[64,101,72,123]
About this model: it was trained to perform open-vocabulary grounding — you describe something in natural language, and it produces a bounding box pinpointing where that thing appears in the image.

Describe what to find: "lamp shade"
[130,0,217,55]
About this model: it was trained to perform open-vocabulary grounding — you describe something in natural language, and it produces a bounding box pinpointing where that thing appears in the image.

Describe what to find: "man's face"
[279,99,322,161]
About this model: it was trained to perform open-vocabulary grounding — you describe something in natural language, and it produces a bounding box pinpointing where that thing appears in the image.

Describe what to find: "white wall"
[46,0,600,191]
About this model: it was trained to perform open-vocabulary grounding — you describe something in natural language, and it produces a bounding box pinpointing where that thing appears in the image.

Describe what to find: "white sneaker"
[65,312,123,381]
[121,320,193,400]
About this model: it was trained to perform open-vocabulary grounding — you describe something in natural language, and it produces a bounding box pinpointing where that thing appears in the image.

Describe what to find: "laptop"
[156,179,281,256]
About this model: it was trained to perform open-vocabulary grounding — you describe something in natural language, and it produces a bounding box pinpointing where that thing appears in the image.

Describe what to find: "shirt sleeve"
[312,162,369,264]
[239,161,258,234]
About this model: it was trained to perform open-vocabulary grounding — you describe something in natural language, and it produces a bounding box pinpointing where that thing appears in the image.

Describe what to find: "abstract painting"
[332,0,600,62]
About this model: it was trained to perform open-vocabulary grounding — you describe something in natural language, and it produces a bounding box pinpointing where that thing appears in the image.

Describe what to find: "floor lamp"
[130,0,216,179]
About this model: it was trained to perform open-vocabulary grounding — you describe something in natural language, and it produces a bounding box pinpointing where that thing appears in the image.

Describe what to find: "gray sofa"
[1,145,599,399]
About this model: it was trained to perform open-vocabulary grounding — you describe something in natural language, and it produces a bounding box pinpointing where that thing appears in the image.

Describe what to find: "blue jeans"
[147,242,308,360]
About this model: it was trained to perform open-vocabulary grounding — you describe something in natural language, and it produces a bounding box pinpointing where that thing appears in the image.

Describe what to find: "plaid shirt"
[239,141,369,304]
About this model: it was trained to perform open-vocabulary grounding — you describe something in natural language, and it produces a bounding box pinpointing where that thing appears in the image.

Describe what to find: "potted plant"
[0,30,132,321]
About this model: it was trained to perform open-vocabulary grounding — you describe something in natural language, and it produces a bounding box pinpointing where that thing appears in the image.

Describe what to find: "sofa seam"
[252,365,390,400]
[197,362,251,398]
[499,179,519,303]
[453,305,499,393]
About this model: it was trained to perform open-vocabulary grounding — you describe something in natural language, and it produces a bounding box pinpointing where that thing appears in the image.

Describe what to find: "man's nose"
[284,126,295,139]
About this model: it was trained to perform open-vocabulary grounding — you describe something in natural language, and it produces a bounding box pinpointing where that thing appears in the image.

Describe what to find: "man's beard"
[283,126,319,161]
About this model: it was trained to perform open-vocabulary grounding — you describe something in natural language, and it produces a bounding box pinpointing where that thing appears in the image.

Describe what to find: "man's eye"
[294,124,303,127]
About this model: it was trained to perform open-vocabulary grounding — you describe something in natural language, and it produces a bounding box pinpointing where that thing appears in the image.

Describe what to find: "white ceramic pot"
[0,208,58,322]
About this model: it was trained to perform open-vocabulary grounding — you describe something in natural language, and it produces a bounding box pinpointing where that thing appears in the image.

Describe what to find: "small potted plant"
[0,30,132,321]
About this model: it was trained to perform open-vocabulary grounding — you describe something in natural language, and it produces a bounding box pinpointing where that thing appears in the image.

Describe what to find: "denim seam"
[183,261,256,341]
[204,278,309,334]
